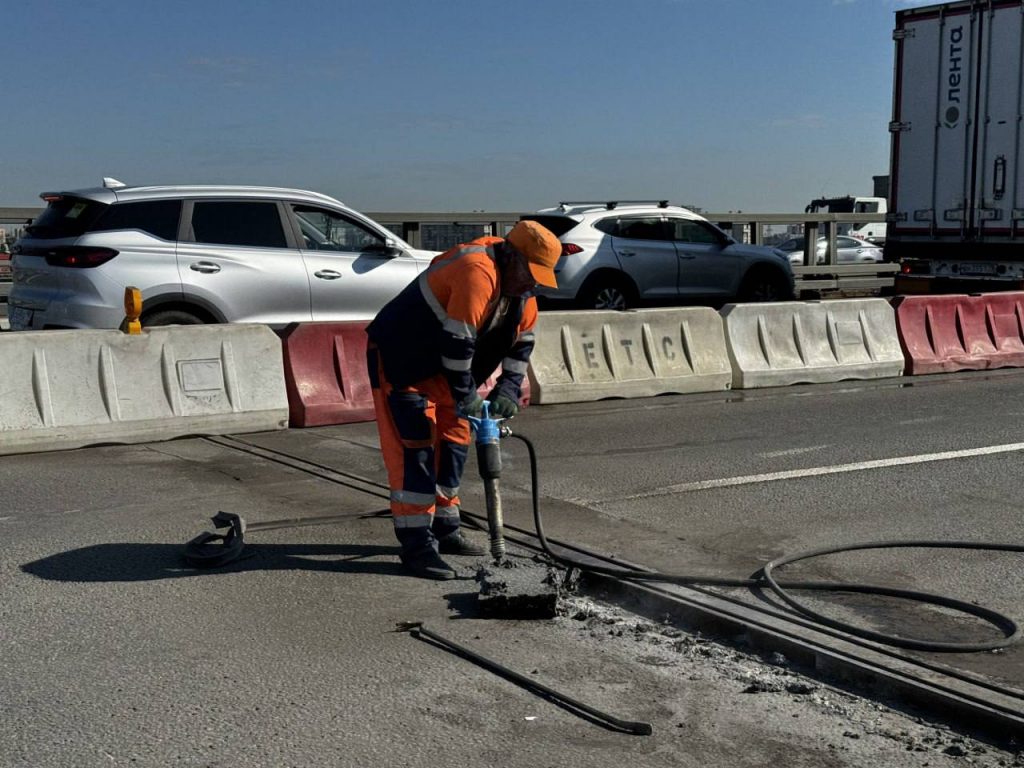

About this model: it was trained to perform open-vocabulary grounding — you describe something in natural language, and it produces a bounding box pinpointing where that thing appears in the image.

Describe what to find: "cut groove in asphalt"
[603,440,1024,501]
[206,432,1024,739]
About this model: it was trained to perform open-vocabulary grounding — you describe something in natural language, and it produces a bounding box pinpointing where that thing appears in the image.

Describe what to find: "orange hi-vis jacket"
[366,236,538,407]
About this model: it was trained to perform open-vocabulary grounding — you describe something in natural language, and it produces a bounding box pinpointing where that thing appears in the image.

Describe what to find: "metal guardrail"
[366,211,895,295]
[0,207,894,296]
[705,212,896,295]
[0,208,40,221]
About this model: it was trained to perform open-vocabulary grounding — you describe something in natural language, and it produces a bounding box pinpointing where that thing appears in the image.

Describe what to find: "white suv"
[523,201,794,310]
[9,180,436,330]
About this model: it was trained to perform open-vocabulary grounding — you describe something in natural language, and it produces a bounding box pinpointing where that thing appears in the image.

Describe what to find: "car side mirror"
[366,239,404,258]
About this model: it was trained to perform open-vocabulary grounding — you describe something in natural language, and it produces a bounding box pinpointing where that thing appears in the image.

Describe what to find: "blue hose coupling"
[468,402,504,480]
[467,400,502,446]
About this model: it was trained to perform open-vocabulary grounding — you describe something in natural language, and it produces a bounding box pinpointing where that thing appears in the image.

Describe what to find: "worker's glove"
[488,394,519,419]
[458,394,486,418]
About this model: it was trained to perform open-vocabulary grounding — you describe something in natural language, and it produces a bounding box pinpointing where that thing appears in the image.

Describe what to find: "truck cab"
[805,196,888,245]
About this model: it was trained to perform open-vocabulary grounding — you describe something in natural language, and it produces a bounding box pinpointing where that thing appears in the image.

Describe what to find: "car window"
[191,201,287,248]
[90,200,182,241]
[520,215,578,238]
[837,237,860,248]
[290,205,385,252]
[669,218,722,245]
[593,217,620,236]
[777,238,800,252]
[25,196,107,239]
[615,217,668,241]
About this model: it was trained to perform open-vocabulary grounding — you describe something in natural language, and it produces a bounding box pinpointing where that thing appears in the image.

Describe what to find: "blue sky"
[3,0,930,212]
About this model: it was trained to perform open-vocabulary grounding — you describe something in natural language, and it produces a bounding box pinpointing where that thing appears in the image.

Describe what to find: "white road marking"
[610,441,1024,500]
[759,444,831,459]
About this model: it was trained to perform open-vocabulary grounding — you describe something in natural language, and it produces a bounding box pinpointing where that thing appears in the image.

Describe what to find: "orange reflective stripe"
[520,296,538,334]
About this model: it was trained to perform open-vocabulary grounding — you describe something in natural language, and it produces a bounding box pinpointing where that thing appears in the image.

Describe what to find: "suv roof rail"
[558,200,670,211]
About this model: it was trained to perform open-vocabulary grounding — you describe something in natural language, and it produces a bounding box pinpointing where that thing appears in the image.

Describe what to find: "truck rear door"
[890,2,982,242]
[974,3,1023,240]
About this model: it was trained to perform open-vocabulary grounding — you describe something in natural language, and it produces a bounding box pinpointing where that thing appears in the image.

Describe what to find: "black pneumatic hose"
[509,433,1024,653]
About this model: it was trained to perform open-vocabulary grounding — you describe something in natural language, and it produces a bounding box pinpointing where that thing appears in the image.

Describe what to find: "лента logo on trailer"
[943,24,964,129]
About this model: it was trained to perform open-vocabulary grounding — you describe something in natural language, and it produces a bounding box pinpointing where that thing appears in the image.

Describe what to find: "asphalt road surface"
[3,367,1024,766]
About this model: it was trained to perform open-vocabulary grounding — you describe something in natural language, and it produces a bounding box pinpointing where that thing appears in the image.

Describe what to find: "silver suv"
[523,201,794,310]
[9,180,435,330]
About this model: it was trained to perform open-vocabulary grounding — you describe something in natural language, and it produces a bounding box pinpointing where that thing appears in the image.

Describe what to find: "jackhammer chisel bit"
[467,401,507,564]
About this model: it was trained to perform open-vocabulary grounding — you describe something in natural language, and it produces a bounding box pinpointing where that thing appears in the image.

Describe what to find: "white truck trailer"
[888,0,1024,291]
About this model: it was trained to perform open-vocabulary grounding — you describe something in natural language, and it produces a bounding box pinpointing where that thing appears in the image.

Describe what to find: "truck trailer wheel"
[739,269,790,303]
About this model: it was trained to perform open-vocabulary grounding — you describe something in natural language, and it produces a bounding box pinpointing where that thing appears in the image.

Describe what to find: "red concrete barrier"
[892,293,1024,374]
[280,322,531,428]
[280,322,376,427]
[478,368,532,408]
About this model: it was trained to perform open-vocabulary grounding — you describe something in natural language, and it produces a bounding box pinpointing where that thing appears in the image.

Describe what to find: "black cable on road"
[195,433,1023,653]
[510,432,1024,654]
[399,621,654,736]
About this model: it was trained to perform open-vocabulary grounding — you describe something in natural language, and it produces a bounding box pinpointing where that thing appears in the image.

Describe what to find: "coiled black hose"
[509,433,1024,653]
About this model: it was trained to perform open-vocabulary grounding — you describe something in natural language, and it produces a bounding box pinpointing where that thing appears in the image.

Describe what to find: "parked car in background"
[777,235,884,267]
[8,180,436,330]
[522,201,794,310]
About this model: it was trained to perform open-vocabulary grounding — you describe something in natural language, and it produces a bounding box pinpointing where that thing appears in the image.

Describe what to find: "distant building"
[422,223,487,251]
[375,221,493,251]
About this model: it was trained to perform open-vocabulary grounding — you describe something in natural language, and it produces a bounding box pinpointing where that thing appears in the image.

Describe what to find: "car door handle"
[314,269,342,280]
[678,254,696,260]
[618,250,635,257]
[189,261,221,274]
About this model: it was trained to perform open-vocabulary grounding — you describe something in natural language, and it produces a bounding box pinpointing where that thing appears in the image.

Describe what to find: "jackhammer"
[466,401,511,564]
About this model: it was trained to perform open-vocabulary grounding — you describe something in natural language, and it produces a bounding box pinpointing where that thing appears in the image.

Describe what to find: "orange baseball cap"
[506,220,561,288]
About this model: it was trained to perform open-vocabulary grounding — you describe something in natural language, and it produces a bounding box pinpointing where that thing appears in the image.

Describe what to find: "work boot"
[437,530,487,557]
[401,548,457,580]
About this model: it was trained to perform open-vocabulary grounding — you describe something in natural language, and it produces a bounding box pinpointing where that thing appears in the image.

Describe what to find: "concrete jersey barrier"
[527,307,731,404]
[721,299,903,389]
[0,324,288,455]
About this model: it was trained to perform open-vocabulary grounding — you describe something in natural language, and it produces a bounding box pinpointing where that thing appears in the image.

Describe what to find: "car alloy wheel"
[748,280,781,302]
[594,286,628,310]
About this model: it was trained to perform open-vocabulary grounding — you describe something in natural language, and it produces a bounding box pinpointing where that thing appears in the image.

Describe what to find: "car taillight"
[561,243,583,256]
[43,246,119,268]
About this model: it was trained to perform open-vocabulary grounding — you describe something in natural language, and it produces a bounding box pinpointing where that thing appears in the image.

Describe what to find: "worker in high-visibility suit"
[366,220,561,580]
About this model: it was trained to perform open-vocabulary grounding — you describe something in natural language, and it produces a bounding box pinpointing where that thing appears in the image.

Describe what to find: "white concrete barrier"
[721,299,903,389]
[0,324,288,455]
[527,308,731,404]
